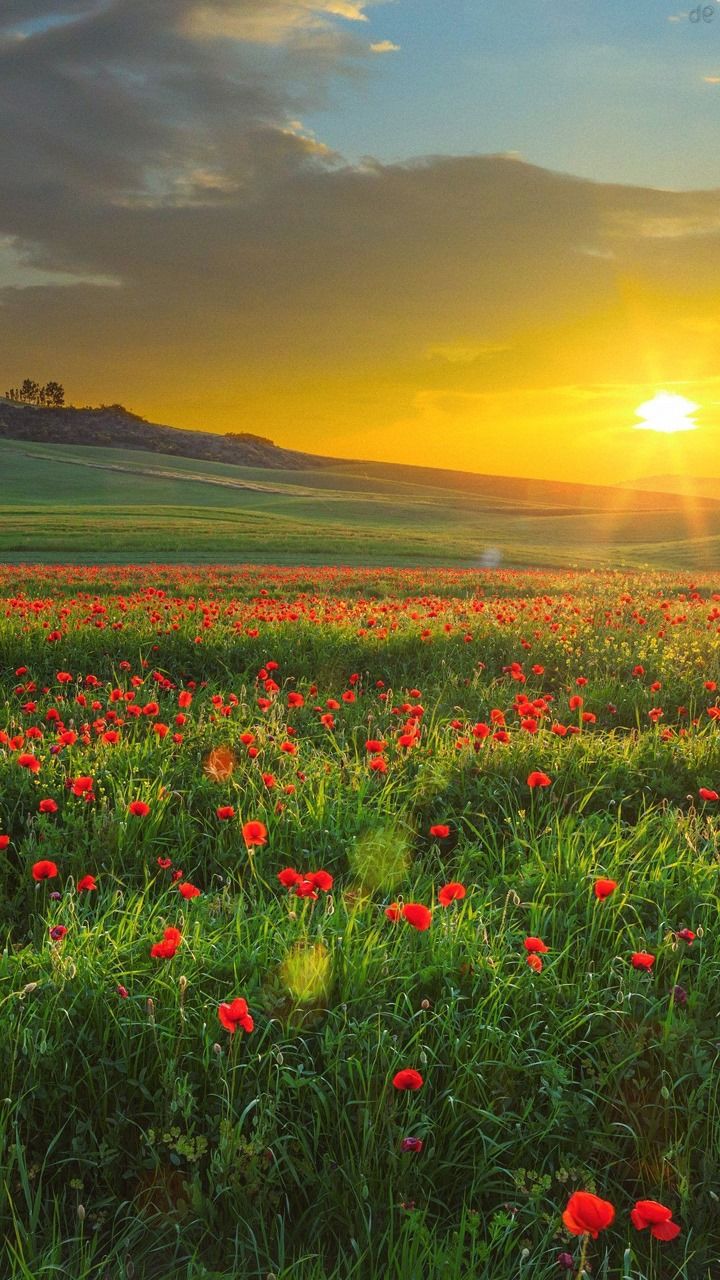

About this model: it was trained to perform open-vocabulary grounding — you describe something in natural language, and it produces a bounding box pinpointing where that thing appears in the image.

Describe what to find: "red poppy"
[0,835,9,850]
[17,752,41,772]
[32,859,58,881]
[77,874,97,891]
[562,1191,615,1238]
[38,798,58,814]
[178,882,201,899]
[429,824,450,838]
[216,805,236,820]
[593,878,617,900]
[392,1068,423,1090]
[385,902,401,921]
[242,820,267,847]
[698,787,719,802]
[527,771,552,788]
[49,924,68,941]
[631,951,655,970]
[218,997,254,1034]
[278,867,302,887]
[401,1137,424,1152]
[402,903,432,931]
[526,953,543,973]
[150,926,182,959]
[630,1200,681,1241]
[157,856,172,869]
[524,936,549,953]
[129,800,151,817]
[676,928,695,943]
[438,882,466,907]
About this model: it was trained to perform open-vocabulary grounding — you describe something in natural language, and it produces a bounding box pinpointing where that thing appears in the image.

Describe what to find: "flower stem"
[574,1236,589,1280]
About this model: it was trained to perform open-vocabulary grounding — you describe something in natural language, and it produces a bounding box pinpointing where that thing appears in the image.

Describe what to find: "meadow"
[1,563,719,1280]
[4,436,720,568]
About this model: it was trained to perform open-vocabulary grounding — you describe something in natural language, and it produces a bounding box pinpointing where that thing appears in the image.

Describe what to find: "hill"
[0,399,333,470]
[2,430,720,568]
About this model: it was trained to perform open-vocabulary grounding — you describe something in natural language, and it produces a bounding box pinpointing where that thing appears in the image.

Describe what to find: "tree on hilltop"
[5,379,65,407]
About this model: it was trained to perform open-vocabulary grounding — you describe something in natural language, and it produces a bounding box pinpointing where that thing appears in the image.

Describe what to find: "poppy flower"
[562,1190,615,1238]
[128,800,151,817]
[401,1137,424,1152]
[117,985,129,999]
[527,771,552,788]
[0,835,10,850]
[524,936,549,953]
[218,997,254,1035]
[242,820,267,847]
[698,788,719,802]
[77,874,97,891]
[392,1068,423,1091]
[150,926,182,959]
[630,1200,681,1241]
[17,753,41,772]
[216,805,236,820]
[157,856,172,869]
[631,951,655,971]
[307,869,333,892]
[385,902,402,921]
[32,859,58,881]
[438,882,466,907]
[402,903,432,931]
[38,798,58,814]
[676,928,695,943]
[593,878,617,900]
[429,824,450,838]
[178,882,201,899]
[278,867,302,887]
[49,924,68,941]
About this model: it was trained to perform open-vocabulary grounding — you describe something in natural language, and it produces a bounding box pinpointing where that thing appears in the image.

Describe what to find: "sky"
[1,0,720,484]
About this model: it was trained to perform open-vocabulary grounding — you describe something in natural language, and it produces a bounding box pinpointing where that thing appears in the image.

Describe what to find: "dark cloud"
[1,0,719,470]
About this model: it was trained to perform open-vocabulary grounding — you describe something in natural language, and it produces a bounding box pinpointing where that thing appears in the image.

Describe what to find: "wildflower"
[117,985,129,999]
[128,800,151,817]
[527,770,552,788]
[150,926,182,959]
[526,953,543,973]
[630,1200,681,1241]
[438,882,466,906]
[401,1137,424,1152]
[216,805,236,820]
[218,997,254,1035]
[77,874,97,891]
[49,924,68,941]
[242,820,267,847]
[429,824,450,838]
[392,1068,423,1090]
[38,798,58,814]
[676,928,695,943]
[594,878,617,899]
[402,903,432,931]
[524,936,549,953]
[672,984,688,1007]
[178,882,201,899]
[32,859,58,881]
[698,787,719,802]
[631,951,655,971]
[562,1190,615,1238]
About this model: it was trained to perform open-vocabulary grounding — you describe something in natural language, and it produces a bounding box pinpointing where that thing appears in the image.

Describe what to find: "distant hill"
[1,398,718,517]
[0,399,333,471]
[621,474,720,502]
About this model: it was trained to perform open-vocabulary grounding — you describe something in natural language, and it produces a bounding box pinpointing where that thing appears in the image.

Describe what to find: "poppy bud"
[557,1254,574,1271]
[672,984,688,1007]
[77,1204,86,1223]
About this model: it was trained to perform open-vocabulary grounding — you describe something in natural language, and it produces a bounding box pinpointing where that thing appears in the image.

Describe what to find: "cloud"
[2,2,720,483]
[370,39,400,52]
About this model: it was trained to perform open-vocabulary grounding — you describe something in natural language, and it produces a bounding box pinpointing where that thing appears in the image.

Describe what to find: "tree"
[4,379,65,406]
[43,381,65,407]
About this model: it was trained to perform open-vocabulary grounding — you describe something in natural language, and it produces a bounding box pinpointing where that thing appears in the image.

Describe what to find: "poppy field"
[1,563,719,1280]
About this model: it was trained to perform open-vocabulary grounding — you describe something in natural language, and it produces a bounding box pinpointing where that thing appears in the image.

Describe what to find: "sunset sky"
[1,0,720,484]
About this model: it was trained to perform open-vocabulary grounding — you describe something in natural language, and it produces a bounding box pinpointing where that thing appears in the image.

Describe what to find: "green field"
[2,437,720,567]
[1,565,719,1280]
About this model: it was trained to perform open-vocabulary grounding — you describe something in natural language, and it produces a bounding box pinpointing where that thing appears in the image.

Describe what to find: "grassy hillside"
[2,437,720,567]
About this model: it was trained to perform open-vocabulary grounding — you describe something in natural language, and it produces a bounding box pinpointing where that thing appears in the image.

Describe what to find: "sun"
[634,392,699,434]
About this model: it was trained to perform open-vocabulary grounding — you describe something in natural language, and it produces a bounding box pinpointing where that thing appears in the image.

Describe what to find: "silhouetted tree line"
[5,379,65,407]
[224,431,275,446]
